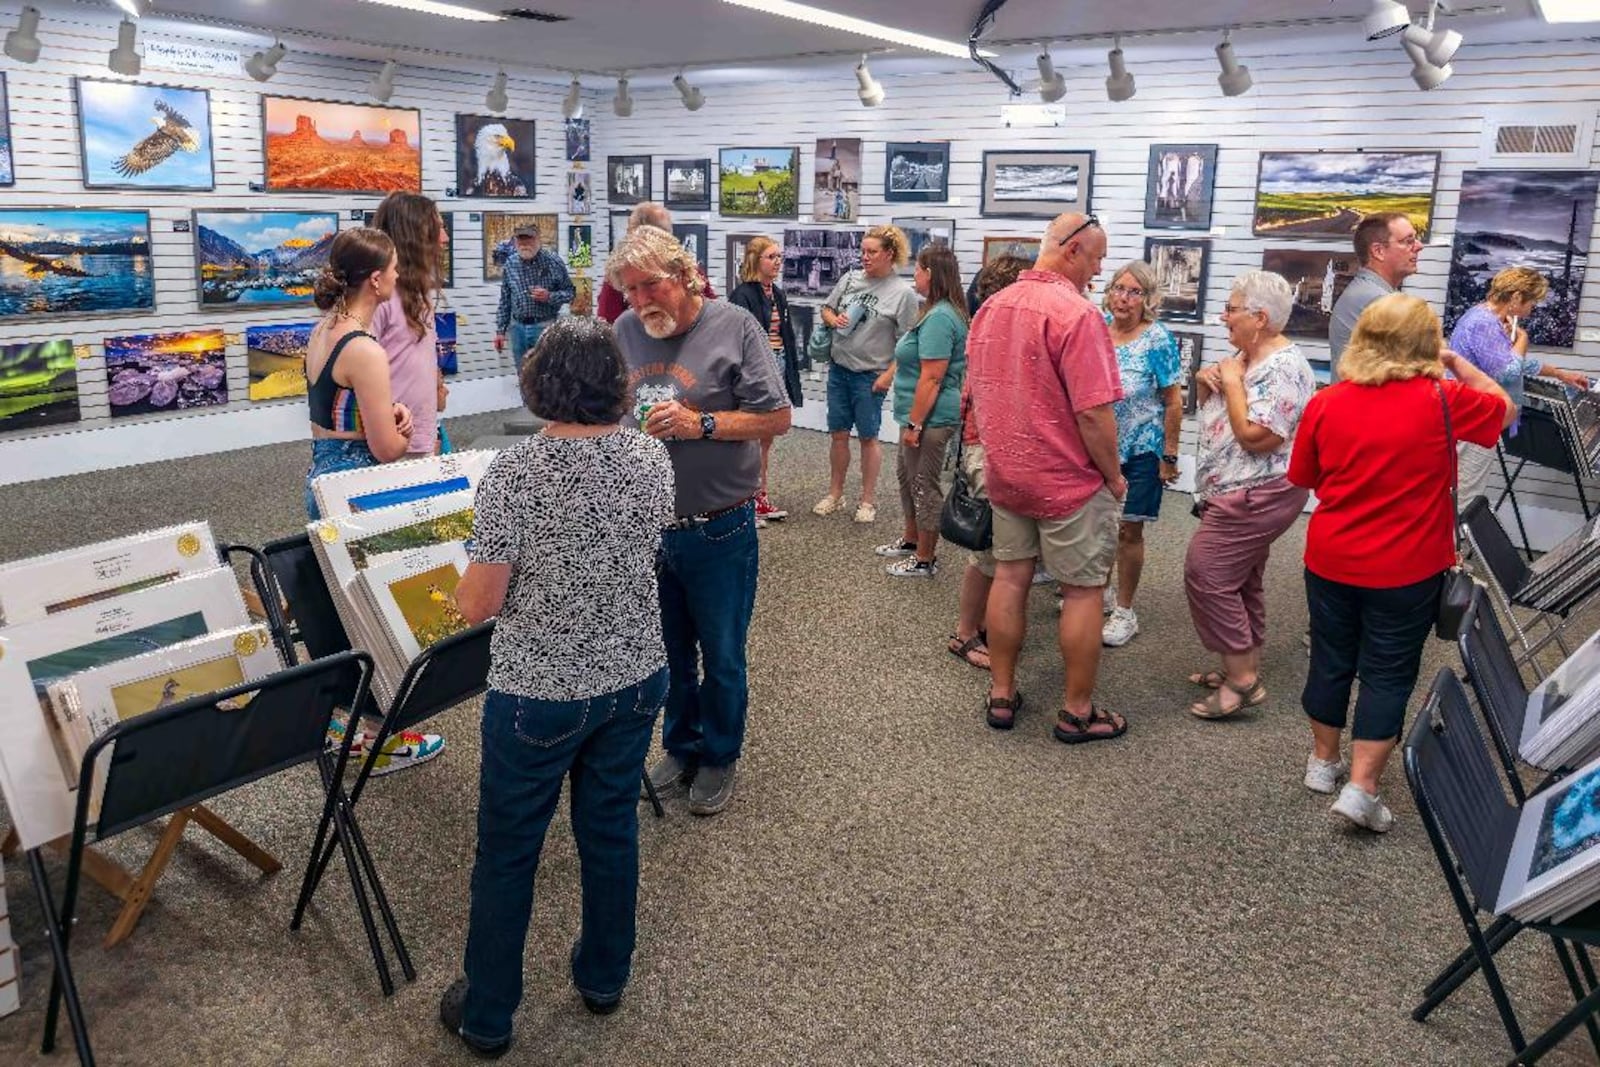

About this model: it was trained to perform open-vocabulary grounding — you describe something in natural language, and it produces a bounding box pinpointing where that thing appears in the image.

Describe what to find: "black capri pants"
[1302,568,1444,743]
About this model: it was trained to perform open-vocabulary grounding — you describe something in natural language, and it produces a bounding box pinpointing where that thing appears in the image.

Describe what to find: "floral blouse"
[1195,342,1316,501]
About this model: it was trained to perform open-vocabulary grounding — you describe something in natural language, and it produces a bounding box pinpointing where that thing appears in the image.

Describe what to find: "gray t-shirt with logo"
[823,269,921,373]
[615,299,790,517]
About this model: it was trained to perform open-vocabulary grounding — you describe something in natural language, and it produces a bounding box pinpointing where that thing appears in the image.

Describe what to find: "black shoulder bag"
[940,417,993,551]
[1434,380,1478,640]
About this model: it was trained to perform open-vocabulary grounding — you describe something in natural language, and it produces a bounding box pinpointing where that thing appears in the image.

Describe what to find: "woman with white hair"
[1184,270,1316,720]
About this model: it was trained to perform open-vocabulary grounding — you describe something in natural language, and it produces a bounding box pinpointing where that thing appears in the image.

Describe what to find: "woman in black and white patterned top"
[439,318,674,1058]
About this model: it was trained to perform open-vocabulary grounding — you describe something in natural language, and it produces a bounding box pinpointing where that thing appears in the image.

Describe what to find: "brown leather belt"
[665,496,754,531]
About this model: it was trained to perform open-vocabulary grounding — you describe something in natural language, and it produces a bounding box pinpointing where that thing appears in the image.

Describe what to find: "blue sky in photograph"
[1258,152,1437,196]
[79,79,213,188]
[0,209,148,246]
[196,212,338,251]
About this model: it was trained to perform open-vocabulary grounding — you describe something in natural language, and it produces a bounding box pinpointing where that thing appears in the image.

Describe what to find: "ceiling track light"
[674,73,705,111]
[113,0,153,18]
[369,58,397,102]
[613,75,633,117]
[107,18,141,76]
[1402,35,1453,89]
[1215,30,1252,96]
[1364,0,1411,40]
[1402,0,1463,68]
[854,56,883,107]
[4,6,42,64]
[1035,46,1066,104]
[1105,35,1135,102]
[485,69,508,113]
[245,40,286,82]
[562,75,583,119]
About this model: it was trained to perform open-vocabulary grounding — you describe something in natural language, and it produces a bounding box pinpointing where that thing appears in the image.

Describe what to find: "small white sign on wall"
[1000,103,1066,128]
[144,40,241,78]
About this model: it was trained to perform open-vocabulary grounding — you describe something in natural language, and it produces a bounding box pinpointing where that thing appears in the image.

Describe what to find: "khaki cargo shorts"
[991,485,1120,589]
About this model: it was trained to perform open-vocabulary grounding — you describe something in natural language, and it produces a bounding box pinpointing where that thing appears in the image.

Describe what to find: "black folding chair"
[1459,495,1578,672]
[1405,668,1600,1064]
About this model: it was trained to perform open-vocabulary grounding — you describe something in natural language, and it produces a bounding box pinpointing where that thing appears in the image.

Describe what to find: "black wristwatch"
[700,412,717,439]
[1162,453,1179,465]
[908,421,924,432]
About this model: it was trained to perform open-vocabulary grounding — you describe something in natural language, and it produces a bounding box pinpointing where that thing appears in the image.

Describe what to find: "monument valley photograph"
[262,96,421,194]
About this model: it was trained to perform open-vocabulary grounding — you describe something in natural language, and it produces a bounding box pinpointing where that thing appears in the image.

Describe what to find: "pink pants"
[1184,476,1310,655]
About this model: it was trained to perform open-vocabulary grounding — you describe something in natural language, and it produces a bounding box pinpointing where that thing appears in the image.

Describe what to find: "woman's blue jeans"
[460,668,667,1045]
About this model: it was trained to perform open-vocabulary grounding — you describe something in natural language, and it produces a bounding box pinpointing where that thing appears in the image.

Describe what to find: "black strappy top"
[307,329,374,433]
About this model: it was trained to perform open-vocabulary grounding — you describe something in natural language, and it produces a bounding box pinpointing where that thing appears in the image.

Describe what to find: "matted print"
[719,147,799,218]
[565,118,590,162]
[482,212,557,281]
[195,210,336,307]
[1252,151,1441,241]
[1444,169,1599,349]
[1260,247,1358,340]
[104,329,228,417]
[0,339,78,431]
[813,138,862,222]
[893,217,956,275]
[1145,238,1210,324]
[0,73,13,186]
[1145,144,1218,230]
[673,223,708,273]
[76,78,213,191]
[567,170,591,216]
[608,155,651,206]
[609,210,631,251]
[0,521,217,629]
[982,150,1093,218]
[1531,763,1600,880]
[568,224,593,269]
[783,227,862,298]
[884,142,949,204]
[664,158,712,211]
[456,114,534,198]
[245,322,312,401]
[1171,331,1205,415]
[982,236,1040,265]
[262,95,421,194]
[0,209,154,321]
[572,276,594,317]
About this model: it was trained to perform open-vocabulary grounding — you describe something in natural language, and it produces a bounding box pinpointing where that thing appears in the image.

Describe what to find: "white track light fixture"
[485,70,508,113]
[107,18,141,76]
[1402,35,1453,89]
[1036,48,1066,103]
[1105,37,1136,102]
[562,76,583,119]
[674,73,706,111]
[245,41,286,82]
[613,75,634,117]
[854,56,884,107]
[1215,31,1252,97]
[112,0,152,17]
[369,59,397,102]
[1364,0,1411,40]
[1402,0,1463,68]
[5,7,42,64]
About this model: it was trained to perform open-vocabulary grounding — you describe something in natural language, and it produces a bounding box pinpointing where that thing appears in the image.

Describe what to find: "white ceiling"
[34,0,1600,86]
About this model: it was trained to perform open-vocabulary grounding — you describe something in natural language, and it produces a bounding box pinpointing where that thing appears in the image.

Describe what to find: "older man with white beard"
[494,222,574,372]
[608,226,791,816]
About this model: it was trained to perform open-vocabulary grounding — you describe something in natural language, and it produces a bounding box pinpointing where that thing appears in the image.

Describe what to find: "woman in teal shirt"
[875,245,968,577]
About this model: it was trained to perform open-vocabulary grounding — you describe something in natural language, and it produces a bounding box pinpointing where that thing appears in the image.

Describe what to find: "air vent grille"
[1495,124,1580,156]
[501,8,570,21]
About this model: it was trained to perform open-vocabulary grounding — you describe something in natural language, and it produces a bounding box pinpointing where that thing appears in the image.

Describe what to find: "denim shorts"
[1121,451,1165,523]
[305,438,379,520]
[826,365,885,439]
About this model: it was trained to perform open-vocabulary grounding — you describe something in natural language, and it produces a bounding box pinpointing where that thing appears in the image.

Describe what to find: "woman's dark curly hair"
[519,318,629,425]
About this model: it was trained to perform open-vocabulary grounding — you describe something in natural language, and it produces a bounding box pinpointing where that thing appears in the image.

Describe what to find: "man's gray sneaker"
[644,753,694,800]
[688,761,736,816]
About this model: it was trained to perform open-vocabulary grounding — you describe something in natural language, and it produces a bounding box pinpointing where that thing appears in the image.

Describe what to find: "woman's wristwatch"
[908,421,924,432]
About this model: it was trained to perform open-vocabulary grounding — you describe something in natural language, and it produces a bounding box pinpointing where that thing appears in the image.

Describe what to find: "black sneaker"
[688,761,737,816]
[643,753,695,800]
[439,977,512,1059]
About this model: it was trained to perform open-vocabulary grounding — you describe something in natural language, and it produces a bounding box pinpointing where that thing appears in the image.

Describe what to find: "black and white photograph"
[567,170,590,216]
[813,138,862,222]
[609,209,631,251]
[1144,237,1210,324]
[725,232,760,291]
[607,154,651,206]
[1260,247,1358,340]
[782,227,863,297]
[982,150,1094,218]
[884,141,949,204]
[1171,330,1205,415]
[893,218,956,275]
[664,158,712,211]
[1145,144,1218,230]
[673,223,709,273]
[564,117,590,162]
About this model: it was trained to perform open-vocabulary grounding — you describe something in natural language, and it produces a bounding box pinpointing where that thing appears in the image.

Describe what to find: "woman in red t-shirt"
[1287,293,1511,833]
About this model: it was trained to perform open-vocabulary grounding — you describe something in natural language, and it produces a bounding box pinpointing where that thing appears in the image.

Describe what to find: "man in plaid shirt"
[494,223,576,371]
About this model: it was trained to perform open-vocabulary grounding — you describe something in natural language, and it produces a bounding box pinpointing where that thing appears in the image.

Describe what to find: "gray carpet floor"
[0,413,1594,1066]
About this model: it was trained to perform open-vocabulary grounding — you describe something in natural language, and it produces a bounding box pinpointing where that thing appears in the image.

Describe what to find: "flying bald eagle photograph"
[456,114,536,199]
[77,78,215,190]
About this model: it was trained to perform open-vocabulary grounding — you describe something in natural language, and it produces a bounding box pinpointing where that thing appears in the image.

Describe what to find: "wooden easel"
[4,804,279,947]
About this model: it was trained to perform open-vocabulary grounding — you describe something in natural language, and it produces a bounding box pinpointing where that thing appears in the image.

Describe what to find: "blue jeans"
[461,668,667,1045]
[826,365,885,438]
[508,321,550,374]
[305,438,379,520]
[658,502,759,768]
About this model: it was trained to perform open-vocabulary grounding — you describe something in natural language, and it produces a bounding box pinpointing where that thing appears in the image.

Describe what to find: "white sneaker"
[1304,754,1349,795]
[1330,783,1394,833]
[853,502,877,523]
[1101,607,1139,647]
[874,540,916,557]
[812,494,846,516]
[1032,568,1056,587]
[886,556,938,578]
[1102,585,1116,615]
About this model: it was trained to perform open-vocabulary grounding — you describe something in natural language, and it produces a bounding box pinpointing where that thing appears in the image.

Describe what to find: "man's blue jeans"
[658,501,759,768]
[460,668,667,1045]
[508,321,549,374]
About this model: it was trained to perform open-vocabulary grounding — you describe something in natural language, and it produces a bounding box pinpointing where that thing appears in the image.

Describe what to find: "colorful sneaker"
[853,501,877,523]
[812,493,847,516]
[325,715,353,752]
[755,491,787,522]
[886,556,938,578]
[874,539,916,557]
[1101,606,1139,647]
[360,728,445,776]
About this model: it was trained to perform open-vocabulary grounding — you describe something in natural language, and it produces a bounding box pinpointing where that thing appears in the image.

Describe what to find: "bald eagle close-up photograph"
[76,77,214,190]
[455,114,536,199]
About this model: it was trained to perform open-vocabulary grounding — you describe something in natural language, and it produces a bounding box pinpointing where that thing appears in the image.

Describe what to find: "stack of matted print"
[308,451,497,703]
[0,523,282,848]
[1519,629,1600,771]
[1514,510,1600,616]
[1497,708,1600,922]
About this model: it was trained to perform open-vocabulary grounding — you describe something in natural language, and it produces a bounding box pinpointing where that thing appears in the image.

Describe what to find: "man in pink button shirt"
[966,212,1129,745]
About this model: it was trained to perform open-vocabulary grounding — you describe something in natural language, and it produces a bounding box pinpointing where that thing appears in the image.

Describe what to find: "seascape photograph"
[0,209,154,321]
[104,329,228,417]
[196,211,336,307]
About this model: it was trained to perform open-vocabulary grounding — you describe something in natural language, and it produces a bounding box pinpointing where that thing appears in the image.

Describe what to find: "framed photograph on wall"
[982,235,1040,266]
[103,329,228,417]
[567,170,591,216]
[262,95,421,194]
[0,339,79,430]
[1144,237,1210,324]
[195,209,338,307]
[482,212,557,281]
[1252,150,1441,241]
[782,227,863,298]
[663,158,712,211]
[607,155,651,205]
[893,218,957,275]
[719,147,799,218]
[1170,330,1205,415]
[565,118,591,162]
[0,209,155,321]
[567,223,592,269]
[814,138,862,221]
[884,142,949,203]
[0,73,13,186]
[609,209,631,251]
[77,78,214,191]
[1260,247,1358,339]
[673,223,709,273]
[1145,144,1218,230]
[725,232,761,291]
[455,114,535,198]
[982,150,1093,218]
[245,322,313,401]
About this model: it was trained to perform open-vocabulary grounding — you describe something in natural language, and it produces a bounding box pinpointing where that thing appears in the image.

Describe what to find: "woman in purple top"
[1448,266,1588,503]
[371,192,450,455]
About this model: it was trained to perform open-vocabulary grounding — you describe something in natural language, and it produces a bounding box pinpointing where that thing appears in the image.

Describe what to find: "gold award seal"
[318,523,340,542]
[234,631,261,657]
[176,532,202,557]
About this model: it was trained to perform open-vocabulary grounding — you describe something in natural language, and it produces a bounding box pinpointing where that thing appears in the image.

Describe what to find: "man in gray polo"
[1327,211,1423,377]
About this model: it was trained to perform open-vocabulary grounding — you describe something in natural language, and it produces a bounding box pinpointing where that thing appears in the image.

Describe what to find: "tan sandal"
[1188,677,1267,720]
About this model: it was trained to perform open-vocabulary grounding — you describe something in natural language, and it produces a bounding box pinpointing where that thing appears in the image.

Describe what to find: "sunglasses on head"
[1056,215,1101,247]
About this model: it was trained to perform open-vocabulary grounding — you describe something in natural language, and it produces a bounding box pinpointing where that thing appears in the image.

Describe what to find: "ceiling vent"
[1480,106,1595,168]
[500,8,570,21]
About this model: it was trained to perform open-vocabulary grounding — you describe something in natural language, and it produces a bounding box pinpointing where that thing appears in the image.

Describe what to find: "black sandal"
[985,691,1023,730]
[1052,706,1127,745]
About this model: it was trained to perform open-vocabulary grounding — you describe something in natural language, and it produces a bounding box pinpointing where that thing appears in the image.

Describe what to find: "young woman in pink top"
[371,192,449,455]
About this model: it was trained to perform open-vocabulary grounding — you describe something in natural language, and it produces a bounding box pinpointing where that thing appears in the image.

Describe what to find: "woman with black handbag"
[1287,294,1512,833]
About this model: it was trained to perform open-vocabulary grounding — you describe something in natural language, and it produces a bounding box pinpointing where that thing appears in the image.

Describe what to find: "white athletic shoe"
[1102,585,1116,615]
[1304,754,1349,795]
[1101,607,1139,647]
[1331,783,1394,833]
